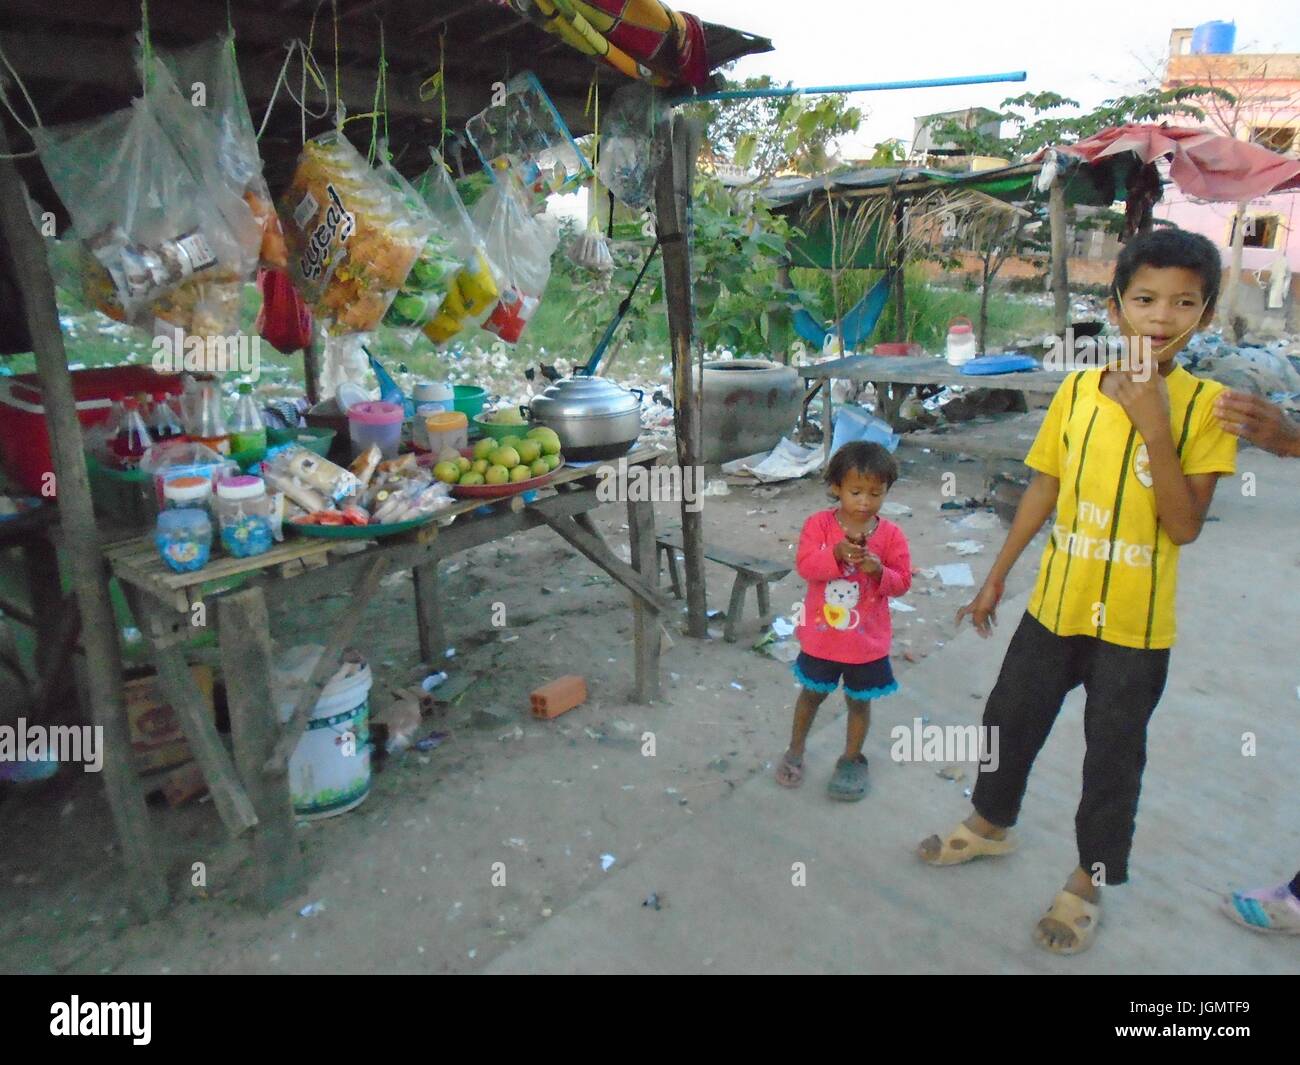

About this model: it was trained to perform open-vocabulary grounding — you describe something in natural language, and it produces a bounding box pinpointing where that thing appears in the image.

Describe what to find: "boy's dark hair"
[825,441,898,489]
[1111,228,1221,314]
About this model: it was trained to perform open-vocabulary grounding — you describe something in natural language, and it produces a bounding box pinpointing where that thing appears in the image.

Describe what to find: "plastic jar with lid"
[162,475,213,511]
[423,411,468,456]
[214,476,275,558]
[347,400,405,460]
[155,508,212,573]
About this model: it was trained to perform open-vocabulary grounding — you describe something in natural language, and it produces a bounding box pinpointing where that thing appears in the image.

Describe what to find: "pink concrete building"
[1158,25,1300,330]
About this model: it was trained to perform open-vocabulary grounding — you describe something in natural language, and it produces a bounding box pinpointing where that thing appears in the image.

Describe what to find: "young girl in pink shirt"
[775,442,912,800]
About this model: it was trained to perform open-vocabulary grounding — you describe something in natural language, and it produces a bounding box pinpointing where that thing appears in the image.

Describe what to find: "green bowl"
[267,426,336,457]
[452,385,487,420]
[473,412,533,444]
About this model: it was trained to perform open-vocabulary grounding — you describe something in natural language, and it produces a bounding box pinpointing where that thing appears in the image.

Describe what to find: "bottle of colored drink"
[189,382,230,456]
[108,398,152,469]
[229,383,267,454]
[149,391,185,441]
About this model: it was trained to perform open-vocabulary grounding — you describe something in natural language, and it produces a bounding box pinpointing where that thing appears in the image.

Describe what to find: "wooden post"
[626,496,660,703]
[653,112,707,639]
[0,127,168,918]
[412,559,447,664]
[1223,199,1249,343]
[892,198,907,342]
[1050,178,1069,336]
[302,336,321,407]
[219,589,304,910]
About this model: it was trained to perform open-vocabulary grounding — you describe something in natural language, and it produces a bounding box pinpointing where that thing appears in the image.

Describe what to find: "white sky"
[693,0,1300,157]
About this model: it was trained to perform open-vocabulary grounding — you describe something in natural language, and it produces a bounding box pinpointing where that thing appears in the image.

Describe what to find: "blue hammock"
[793,269,895,351]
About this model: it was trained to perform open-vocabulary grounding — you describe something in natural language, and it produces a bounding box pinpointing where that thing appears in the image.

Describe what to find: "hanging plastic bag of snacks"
[472,181,558,345]
[280,131,433,335]
[33,93,250,321]
[153,32,288,269]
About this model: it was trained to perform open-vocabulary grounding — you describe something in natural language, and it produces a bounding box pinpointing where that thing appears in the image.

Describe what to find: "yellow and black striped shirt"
[1025,367,1236,649]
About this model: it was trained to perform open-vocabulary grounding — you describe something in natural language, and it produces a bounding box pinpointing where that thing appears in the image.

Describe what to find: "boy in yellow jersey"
[916,229,1237,955]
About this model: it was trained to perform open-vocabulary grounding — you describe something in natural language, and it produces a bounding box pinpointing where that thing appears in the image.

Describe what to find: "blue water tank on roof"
[1191,20,1236,54]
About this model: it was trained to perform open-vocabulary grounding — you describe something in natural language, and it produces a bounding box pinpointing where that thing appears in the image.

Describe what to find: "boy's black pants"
[970,612,1169,885]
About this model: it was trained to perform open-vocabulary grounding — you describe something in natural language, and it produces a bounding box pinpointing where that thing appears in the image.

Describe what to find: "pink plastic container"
[347,401,404,460]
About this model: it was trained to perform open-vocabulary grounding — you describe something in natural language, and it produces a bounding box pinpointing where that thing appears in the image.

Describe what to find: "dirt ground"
[0,442,1284,974]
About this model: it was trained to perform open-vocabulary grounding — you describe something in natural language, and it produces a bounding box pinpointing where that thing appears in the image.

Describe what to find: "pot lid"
[531,376,641,419]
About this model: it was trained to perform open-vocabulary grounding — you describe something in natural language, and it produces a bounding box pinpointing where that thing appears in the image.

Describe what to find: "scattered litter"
[669,672,681,682]
[957,511,999,530]
[643,892,663,911]
[444,647,457,659]
[542,908,553,917]
[702,480,730,497]
[507,838,526,849]
[940,497,982,510]
[298,901,326,918]
[730,681,744,690]
[498,725,525,742]
[945,540,985,556]
[413,730,449,752]
[499,633,519,643]
[767,641,800,663]
[962,788,972,798]
[935,563,975,587]
[917,568,938,579]
[771,616,795,638]
[721,438,822,483]
[600,853,617,871]
[880,501,911,516]
[889,600,916,612]
[468,949,477,960]
[707,609,726,620]
[421,672,448,692]
[938,765,966,782]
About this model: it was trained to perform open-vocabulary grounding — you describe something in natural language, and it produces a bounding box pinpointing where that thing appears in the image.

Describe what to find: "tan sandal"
[1034,890,1101,956]
[917,822,1017,866]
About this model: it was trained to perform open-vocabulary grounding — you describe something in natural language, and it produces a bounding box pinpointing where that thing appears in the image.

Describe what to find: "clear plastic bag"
[471,182,558,344]
[33,96,250,320]
[465,72,591,211]
[280,131,432,335]
[599,83,668,211]
[152,32,288,269]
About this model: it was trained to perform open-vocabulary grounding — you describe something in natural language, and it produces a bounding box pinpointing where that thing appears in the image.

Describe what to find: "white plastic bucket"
[276,648,373,820]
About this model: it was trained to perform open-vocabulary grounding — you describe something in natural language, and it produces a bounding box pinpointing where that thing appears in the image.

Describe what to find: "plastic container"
[831,405,900,456]
[422,410,468,455]
[413,381,454,413]
[0,366,182,494]
[214,475,275,558]
[275,646,373,819]
[1191,20,1235,54]
[162,475,213,511]
[452,384,488,421]
[87,454,156,528]
[945,317,978,367]
[155,508,212,573]
[347,400,404,460]
[229,384,267,455]
[148,390,185,441]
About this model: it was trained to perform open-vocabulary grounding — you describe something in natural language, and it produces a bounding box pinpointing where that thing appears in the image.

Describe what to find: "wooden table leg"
[413,558,447,664]
[218,589,304,911]
[626,497,661,703]
[128,590,259,838]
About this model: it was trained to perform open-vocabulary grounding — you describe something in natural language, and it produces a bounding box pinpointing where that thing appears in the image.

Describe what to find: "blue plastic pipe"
[680,71,1027,104]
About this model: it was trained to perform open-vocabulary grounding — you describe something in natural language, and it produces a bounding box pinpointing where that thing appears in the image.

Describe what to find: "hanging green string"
[140,0,154,93]
[367,23,388,165]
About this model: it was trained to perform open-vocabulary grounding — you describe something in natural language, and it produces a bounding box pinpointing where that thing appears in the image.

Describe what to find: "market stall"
[0,0,769,917]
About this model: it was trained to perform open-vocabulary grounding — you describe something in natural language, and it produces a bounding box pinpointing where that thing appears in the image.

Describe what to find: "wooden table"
[105,445,671,908]
[797,354,1066,465]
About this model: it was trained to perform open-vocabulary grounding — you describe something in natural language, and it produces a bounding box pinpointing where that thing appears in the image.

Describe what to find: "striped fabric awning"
[492,0,713,88]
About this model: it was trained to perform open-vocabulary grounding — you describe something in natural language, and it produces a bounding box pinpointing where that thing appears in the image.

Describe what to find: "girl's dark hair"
[825,441,898,489]
[1111,228,1221,314]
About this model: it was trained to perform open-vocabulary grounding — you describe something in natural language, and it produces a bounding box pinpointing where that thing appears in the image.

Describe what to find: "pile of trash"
[1178,332,1300,408]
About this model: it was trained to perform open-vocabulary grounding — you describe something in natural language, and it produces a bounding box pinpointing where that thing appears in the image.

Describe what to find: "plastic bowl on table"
[267,426,337,457]
[472,412,533,445]
[288,513,440,540]
[453,384,488,421]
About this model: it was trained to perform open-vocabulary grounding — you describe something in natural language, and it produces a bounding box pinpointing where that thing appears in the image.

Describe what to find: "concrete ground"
[486,449,1300,974]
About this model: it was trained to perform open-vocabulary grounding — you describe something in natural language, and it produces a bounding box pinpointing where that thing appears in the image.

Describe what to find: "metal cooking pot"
[525,376,644,461]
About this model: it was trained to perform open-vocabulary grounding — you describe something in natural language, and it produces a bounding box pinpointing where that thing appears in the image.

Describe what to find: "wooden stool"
[655,529,792,643]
